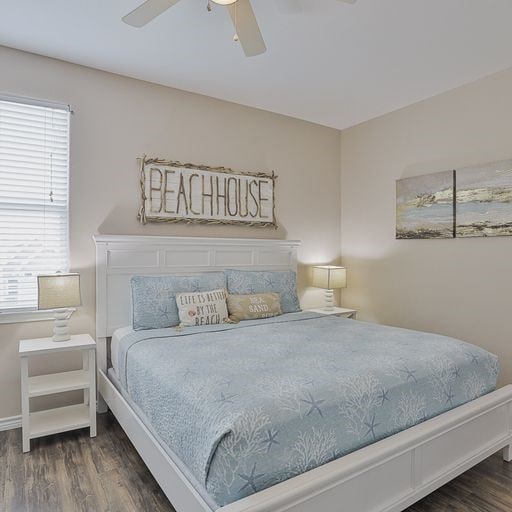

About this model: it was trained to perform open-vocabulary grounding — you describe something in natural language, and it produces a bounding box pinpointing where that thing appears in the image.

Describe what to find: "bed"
[94,235,512,512]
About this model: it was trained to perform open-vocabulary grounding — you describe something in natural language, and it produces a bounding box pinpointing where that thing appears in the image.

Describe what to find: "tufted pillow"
[131,273,226,330]
[225,269,301,314]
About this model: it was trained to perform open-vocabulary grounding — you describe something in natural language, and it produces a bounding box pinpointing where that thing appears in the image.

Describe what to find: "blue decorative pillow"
[131,273,227,330]
[225,269,301,314]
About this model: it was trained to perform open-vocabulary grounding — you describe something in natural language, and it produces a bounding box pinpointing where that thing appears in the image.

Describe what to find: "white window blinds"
[0,97,70,312]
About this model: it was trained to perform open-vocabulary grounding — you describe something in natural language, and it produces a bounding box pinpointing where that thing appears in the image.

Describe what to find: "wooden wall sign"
[138,157,277,227]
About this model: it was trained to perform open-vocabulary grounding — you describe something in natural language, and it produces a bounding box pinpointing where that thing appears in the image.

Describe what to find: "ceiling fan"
[122,0,357,58]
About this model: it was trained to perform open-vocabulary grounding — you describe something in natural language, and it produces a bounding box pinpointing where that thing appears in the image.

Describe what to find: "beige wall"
[340,67,512,386]
[0,46,341,419]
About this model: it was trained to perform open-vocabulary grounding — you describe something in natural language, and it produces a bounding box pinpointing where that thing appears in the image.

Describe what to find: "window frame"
[0,94,72,323]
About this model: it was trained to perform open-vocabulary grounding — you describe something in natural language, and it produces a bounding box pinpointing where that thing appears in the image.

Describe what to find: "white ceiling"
[2,0,512,130]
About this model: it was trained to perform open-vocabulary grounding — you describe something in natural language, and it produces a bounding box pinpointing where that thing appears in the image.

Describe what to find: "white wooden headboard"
[93,235,301,372]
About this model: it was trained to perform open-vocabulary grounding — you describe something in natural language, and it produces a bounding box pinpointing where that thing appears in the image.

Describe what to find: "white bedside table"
[19,334,97,453]
[307,307,358,319]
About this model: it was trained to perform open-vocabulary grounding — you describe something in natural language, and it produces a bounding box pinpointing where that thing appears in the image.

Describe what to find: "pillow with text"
[227,293,282,322]
[175,288,230,327]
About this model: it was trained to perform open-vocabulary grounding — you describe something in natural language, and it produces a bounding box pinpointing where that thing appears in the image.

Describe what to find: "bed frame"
[94,234,512,512]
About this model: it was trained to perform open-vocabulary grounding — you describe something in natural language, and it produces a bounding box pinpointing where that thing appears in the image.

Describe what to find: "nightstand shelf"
[28,370,90,398]
[29,404,90,438]
[19,334,97,453]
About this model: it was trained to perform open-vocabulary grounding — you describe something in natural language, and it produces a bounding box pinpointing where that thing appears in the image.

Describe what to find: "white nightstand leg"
[20,356,30,453]
[88,349,97,437]
[82,350,89,407]
[503,443,512,462]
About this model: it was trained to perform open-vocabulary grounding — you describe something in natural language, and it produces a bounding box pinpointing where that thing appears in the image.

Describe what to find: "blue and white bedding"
[115,312,499,508]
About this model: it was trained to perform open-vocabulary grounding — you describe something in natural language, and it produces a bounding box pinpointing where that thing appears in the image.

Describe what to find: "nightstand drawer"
[29,370,90,397]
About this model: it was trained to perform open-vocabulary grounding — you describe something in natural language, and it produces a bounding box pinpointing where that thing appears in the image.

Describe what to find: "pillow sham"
[176,289,229,327]
[225,269,301,313]
[227,293,282,321]
[131,273,226,330]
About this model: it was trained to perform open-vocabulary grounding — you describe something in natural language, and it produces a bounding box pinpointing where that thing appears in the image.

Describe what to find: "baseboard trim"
[0,415,22,431]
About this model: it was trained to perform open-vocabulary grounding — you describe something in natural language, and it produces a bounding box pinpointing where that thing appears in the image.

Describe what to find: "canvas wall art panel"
[456,160,512,237]
[396,170,455,239]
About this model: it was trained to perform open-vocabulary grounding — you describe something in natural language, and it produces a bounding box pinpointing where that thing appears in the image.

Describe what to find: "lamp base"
[52,309,72,342]
[323,289,336,311]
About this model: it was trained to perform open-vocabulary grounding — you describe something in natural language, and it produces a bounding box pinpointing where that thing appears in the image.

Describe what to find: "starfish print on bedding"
[264,275,276,288]
[377,388,390,406]
[444,387,455,406]
[364,413,381,441]
[399,366,418,383]
[158,305,173,321]
[215,392,238,404]
[466,352,479,365]
[301,391,325,418]
[238,463,265,493]
[261,428,280,452]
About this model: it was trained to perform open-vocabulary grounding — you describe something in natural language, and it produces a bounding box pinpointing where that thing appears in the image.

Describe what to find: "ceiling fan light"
[211,0,238,5]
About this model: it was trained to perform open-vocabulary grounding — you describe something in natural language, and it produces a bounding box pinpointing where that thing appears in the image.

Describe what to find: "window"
[0,96,70,314]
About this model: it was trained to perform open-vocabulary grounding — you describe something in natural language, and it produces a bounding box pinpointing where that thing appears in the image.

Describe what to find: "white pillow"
[175,289,229,327]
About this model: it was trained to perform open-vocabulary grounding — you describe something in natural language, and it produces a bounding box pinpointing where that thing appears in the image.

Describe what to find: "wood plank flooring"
[1,412,511,512]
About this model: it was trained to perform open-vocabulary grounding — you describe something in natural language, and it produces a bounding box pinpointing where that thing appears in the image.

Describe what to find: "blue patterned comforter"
[117,313,499,508]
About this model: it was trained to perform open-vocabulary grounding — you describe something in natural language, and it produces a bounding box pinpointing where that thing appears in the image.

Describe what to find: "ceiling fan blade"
[122,0,182,28]
[227,0,266,57]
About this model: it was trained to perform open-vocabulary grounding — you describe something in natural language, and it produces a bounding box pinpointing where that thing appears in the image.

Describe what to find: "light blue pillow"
[131,273,227,330]
[225,269,301,314]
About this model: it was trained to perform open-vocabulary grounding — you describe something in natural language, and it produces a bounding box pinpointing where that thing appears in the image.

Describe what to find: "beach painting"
[396,170,455,239]
[456,160,512,237]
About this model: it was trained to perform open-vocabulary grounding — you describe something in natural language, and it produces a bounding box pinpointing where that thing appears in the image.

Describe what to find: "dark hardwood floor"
[1,412,511,512]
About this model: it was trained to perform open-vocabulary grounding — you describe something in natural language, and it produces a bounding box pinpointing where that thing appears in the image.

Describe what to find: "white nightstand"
[19,334,97,453]
[308,307,358,319]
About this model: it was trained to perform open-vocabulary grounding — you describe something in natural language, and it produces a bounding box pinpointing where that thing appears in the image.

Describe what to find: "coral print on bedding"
[225,269,300,313]
[130,273,226,330]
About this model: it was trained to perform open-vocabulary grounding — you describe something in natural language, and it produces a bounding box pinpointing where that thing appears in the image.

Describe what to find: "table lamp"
[37,273,81,342]
[312,265,347,311]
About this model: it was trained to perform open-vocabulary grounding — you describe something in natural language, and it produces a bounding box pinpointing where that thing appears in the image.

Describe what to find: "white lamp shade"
[38,273,81,310]
[312,266,347,290]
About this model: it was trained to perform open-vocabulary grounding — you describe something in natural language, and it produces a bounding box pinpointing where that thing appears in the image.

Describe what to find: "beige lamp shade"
[312,266,347,290]
[38,273,81,310]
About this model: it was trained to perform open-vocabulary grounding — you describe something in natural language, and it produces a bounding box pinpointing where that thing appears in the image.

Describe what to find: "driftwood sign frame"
[138,156,277,228]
